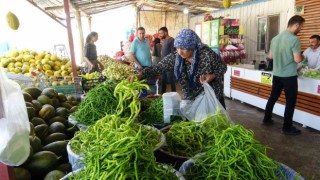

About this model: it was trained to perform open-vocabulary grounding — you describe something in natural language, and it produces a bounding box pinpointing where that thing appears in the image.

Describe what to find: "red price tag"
[234,70,240,76]
[318,85,320,94]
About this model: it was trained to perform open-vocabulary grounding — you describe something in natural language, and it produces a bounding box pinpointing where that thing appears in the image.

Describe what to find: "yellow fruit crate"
[45,76,83,96]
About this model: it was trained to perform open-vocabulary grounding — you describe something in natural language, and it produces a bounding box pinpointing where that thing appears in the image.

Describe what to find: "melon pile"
[0,49,81,87]
[16,87,79,180]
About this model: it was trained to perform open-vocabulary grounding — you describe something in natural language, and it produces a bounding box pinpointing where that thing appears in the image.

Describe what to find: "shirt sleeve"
[171,39,176,52]
[85,44,91,59]
[142,53,176,78]
[130,40,136,53]
[202,48,227,77]
[292,38,301,53]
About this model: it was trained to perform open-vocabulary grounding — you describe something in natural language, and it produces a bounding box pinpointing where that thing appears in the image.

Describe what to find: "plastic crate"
[81,76,107,92]
[44,76,83,97]
[6,72,35,89]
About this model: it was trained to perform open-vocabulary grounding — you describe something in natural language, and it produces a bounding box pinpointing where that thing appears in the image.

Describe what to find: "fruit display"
[16,87,80,179]
[0,48,80,81]
[98,55,134,81]
[302,69,320,79]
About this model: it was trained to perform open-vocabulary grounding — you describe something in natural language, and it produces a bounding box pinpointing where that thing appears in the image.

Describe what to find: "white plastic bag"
[180,82,226,122]
[0,67,30,166]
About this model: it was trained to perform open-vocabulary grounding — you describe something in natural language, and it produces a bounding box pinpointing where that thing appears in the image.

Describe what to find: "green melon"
[34,124,49,142]
[56,107,69,118]
[29,136,42,153]
[23,92,33,103]
[37,95,52,105]
[32,100,42,112]
[27,107,36,120]
[41,88,58,98]
[26,151,59,176]
[57,93,67,103]
[42,141,68,157]
[23,87,42,99]
[6,11,19,30]
[14,167,31,180]
[48,116,68,126]
[31,117,46,126]
[49,122,66,134]
[39,105,56,121]
[44,133,67,145]
[44,170,65,180]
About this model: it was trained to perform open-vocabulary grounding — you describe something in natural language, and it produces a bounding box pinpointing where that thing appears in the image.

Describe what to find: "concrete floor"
[225,98,320,180]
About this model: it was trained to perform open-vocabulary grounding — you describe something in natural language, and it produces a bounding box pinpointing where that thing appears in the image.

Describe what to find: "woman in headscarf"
[132,29,227,108]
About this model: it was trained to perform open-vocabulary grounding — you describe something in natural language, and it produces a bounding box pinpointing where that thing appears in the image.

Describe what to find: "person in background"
[152,38,161,66]
[130,27,151,71]
[263,15,305,135]
[302,35,320,69]
[159,26,176,93]
[84,32,104,73]
[129,29,227,108]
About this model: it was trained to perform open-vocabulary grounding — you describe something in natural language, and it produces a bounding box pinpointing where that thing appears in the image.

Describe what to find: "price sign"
[261,72,272,85]
[224,26,239,35]
[318,85,320,94]
[233,70,240,76]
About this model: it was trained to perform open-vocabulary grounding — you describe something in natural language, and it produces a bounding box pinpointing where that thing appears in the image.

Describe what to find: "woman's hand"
[200,74,216,85]
[127,73,143,83]
[89,63,95,71]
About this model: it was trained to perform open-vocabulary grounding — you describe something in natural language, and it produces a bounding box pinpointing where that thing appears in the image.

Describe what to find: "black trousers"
[161,71,176,93]
[264,75,298,129]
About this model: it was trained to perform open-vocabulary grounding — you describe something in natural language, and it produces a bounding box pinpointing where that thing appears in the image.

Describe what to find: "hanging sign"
[317,85,320,94]
[261,72,272,85]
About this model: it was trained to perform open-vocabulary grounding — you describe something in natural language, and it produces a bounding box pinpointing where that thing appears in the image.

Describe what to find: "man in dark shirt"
[159,27,176,93]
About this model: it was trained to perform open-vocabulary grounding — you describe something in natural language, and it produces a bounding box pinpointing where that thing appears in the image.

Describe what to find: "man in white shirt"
[303,35,320,69]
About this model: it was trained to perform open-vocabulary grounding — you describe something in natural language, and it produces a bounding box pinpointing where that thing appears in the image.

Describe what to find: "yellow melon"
[6,11,19,30]
[43,64,52,71]
[223,0,231,8]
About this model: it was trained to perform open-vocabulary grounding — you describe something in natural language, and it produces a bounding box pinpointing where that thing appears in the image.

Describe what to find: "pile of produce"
[16,87,79,179]
[302,69,320,79]
[69,79,179,179]
[185,125,283,179]
[98,55,134,81]
[164,121,206,157]
[70,120,177,179]
[0,48,80,76]
[162,111,231,158]
[139,97,164,124]
[74,80,118,125]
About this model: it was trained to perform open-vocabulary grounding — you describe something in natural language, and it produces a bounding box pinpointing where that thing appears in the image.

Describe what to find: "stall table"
[224,65,320,131]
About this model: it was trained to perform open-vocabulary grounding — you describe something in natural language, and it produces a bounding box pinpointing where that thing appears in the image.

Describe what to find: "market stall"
[225,65,320,131]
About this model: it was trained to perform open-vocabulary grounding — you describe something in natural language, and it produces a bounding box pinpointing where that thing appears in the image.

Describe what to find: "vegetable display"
[162,111,231,158]
[140,97,164,124]
[186,125,283,180]
[74,80,119,125]
[164,121,206,157]
[70,124,177,180]
[302,69,320,79]
[99,55,134,81]
[69,79,178,179]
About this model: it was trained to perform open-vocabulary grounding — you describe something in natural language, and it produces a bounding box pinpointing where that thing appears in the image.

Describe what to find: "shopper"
[84,32,104,73]
[302,35,320,69]
[130,27,151,70]
[159,26,176,93]
[263,15,305,135]
[152,38,161,65]
[129,29,227,108]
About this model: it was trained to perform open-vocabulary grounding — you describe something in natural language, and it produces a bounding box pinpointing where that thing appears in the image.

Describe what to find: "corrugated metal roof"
[25,0,255,26]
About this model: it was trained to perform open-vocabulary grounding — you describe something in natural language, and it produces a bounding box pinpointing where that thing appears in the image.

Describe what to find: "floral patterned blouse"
[142,46,227,100]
